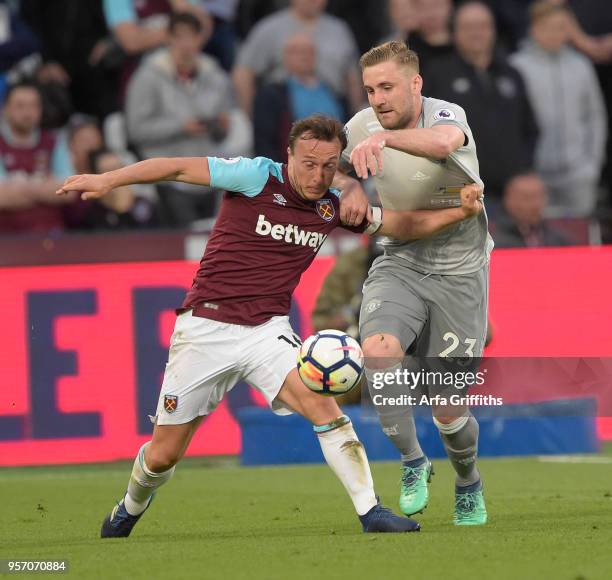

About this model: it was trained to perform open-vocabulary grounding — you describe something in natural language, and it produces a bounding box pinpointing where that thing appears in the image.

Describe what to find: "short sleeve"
[427,103,470,144]
[207,156,283,197]
[103,0,136,27]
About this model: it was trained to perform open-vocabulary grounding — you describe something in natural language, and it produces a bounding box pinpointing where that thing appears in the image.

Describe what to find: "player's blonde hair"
[359,41,420,73]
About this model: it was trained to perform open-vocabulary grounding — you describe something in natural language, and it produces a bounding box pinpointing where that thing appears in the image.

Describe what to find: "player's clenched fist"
[460,183,483,217]
[56,174,112,200]
[349,132,387,179]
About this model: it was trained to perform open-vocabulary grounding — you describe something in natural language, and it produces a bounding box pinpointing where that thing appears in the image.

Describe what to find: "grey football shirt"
[342,96,494,275]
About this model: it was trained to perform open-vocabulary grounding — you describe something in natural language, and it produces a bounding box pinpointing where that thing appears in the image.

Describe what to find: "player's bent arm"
[384,125,466,159]
[378,207,469,240]
[373,184,483,240]
[56,157,211,200]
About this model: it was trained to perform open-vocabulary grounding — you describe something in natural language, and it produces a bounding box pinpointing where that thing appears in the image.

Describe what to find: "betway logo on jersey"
[255,214,327,252]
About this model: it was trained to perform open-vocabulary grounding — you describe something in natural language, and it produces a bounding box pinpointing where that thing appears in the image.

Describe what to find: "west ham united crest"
[164,395,178,414]
[316,199,335,221]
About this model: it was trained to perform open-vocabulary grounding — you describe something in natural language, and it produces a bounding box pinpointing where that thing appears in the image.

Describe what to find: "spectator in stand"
[68,115,104,175]
[102,0,207,96]
[199,0,239,71]
[126,11,251,226]
[494,172,572,248]
[487,0,612,57]
[0,0,40,102]
[426,1,538,207]
[385,0,419,43]
[253,32,344,161]
[0,81,75,234]
[19,0,115,119]
[510,1,607,218]
[385,0,454,82]
[326,0,389,54]
[563,0,612,211]
[232,0,362,118]
[75,148,157,230]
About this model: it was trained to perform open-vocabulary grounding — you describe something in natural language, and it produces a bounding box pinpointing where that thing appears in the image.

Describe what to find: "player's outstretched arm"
[377,183,483,240]
[56,157,211,200]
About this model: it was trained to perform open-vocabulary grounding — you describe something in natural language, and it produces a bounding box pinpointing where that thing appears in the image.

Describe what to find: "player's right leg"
[360,258,432,516]
[101,418,201,538]
[101,310,238,538]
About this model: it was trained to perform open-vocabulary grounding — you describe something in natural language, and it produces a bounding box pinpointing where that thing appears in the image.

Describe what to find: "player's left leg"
[433,410,486,525]
[425,265,489,525]
[276,370,420,533]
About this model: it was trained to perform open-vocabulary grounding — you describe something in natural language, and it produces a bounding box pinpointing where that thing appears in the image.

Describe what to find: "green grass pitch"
[2,447,612,580]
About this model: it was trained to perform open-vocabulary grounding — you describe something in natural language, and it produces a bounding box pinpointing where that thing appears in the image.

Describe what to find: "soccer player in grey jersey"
[336,41,492,525]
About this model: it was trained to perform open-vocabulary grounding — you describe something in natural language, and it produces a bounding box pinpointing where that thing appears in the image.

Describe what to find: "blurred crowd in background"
[0,0,611,247]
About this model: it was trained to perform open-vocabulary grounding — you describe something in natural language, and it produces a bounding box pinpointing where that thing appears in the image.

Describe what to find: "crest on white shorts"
[164,395,178,414]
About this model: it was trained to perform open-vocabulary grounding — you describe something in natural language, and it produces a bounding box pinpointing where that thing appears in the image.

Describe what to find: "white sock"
[124,442,175,516]
[315,417,378,516]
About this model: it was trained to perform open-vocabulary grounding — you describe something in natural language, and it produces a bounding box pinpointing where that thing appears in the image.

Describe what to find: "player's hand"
[56,174,113,200]
[339,181,369,226]
[349,132,387,179]
[460,183,483,217]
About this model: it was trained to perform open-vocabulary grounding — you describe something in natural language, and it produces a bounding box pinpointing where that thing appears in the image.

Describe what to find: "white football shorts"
[152,310,300,425]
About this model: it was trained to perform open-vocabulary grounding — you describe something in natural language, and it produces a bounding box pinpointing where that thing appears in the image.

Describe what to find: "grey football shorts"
[359,254,489,358]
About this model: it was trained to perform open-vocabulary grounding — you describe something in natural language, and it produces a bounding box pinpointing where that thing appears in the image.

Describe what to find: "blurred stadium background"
[1,0,611,577]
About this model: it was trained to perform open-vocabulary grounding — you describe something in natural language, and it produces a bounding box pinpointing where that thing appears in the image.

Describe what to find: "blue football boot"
[359,500,421,533]
[100,495,154,538]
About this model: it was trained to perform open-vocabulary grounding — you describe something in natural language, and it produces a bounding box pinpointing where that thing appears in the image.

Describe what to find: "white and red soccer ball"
[297,329,364,396]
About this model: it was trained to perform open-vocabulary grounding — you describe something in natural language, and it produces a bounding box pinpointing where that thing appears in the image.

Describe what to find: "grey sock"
[366,364,424,462]
[436,414,480,487]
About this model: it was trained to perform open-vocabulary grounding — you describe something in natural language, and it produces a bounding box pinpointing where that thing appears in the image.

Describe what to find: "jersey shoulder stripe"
[208,156,284,197]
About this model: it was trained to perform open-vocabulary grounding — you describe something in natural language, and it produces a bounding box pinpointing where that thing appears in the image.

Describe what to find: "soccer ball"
[297,329,364,396]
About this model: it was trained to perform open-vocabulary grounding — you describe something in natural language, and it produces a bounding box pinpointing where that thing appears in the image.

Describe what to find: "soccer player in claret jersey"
[57,114,482,537]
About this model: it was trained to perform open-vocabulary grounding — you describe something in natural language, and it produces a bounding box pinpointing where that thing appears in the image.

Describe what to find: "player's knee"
[145,444,182,472]
[362,334,403,364]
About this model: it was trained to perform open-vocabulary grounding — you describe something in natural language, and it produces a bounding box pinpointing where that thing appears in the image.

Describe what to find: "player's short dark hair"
[288,114,347,153]
[4,80,41,104]
[359,41,420,74]
[168,11,202,34]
